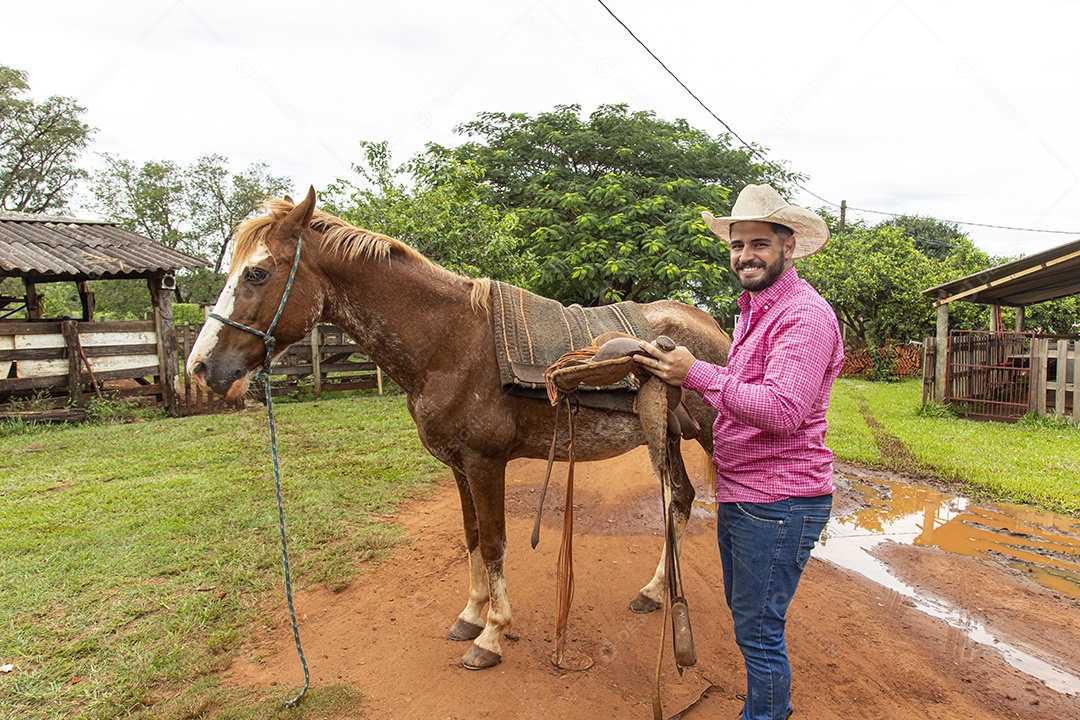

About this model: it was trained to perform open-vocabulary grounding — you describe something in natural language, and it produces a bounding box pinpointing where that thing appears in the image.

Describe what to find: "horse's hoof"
[462,644,502,670]
[447,619,484,641]
[629,593,662,614]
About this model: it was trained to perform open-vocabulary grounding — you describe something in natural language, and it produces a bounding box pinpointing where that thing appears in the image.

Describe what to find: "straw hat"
[702,184,829,259]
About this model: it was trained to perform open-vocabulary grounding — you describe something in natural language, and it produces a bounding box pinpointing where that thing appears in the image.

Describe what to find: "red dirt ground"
[223,447,1080,719]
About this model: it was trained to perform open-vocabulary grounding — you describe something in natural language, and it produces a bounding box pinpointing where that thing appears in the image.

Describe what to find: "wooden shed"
[922,238,1080,422]
[0,213,207,419]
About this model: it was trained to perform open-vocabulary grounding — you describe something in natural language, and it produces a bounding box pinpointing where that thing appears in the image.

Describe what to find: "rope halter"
[208,235,303,378]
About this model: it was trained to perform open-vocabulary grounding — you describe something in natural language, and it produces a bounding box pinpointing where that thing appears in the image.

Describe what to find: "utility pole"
[839,200,846,234]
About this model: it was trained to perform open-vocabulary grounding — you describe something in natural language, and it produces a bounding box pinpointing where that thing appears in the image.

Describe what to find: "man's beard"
[735,253,787,292]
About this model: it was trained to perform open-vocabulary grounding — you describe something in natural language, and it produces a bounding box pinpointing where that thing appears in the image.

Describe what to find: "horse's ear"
[283,194,294,204]
[280,186,316,238]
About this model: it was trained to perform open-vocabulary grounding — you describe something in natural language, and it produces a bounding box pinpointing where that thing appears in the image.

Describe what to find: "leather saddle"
[544,332,700,440]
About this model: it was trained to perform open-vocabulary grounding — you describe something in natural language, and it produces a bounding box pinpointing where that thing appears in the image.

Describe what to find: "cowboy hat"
[702,184,829,259]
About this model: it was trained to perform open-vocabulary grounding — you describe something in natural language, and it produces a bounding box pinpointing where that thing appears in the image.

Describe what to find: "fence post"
[1056,340,1068,418]
[921,337,935,406]
[62,319,83,408]
[1031,338,1048,417]
[935,304,949,402]
[311,326,322,400]
[1072,339,1079,424]
[149,276,180,415]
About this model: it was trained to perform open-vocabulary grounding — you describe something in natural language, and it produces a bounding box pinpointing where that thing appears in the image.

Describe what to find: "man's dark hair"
[769,223,794,241]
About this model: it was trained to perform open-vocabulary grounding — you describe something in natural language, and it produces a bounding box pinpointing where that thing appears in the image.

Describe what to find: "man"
[637,184,844,720]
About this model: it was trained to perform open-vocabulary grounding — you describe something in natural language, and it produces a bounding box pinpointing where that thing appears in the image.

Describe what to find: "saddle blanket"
[489,281,653,392]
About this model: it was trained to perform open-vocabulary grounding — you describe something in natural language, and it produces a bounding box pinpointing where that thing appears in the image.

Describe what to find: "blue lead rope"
[210,236,310,708]
[264,370,311,709]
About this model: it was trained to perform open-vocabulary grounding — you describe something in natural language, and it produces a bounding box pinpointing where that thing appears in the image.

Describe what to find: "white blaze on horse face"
[186,242,272,373]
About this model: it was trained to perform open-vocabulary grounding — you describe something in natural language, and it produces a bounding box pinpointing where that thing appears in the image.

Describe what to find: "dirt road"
[225,447,1080,719]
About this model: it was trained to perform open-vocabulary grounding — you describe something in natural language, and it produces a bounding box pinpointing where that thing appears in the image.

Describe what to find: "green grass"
[0,394,444,720]
[828,378,1080,514]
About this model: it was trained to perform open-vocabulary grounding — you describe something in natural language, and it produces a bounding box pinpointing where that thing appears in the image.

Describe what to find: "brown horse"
[187,187,731,670]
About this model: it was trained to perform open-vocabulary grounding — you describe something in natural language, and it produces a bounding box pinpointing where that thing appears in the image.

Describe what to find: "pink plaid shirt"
[683,267,844,503]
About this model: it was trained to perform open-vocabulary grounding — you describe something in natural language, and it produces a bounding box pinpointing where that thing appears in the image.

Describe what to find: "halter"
[207,232,310,708]
[209,234,304,376]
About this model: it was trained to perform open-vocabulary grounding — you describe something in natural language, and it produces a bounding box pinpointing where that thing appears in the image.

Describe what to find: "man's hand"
[635,340,697,387]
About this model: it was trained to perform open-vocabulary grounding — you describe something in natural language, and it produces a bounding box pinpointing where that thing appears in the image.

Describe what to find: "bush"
[173,303,207,325]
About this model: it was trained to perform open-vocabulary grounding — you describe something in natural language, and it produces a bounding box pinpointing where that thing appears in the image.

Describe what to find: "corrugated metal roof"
[0,214,208,278]
[922,237,1080,307]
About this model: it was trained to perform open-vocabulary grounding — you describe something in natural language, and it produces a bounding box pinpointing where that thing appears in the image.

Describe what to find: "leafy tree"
[85,279,153,321]
[1025,295,1080,335]
[90,153,289,268]
[444,104,798,311]
[799,226,939,347]
[324,140,536,285]
[801,212,1031,347]
[90,153,187,249]
[185,154,291,273]
[0,65,93,213]
[89,153,291,312]
[875,214,969,260]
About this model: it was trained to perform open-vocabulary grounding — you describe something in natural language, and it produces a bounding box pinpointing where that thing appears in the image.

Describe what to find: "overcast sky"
[6,0,1079,258]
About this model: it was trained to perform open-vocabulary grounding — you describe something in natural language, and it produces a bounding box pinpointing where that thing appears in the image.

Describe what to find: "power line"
[595,0,1080,237]
[594,0,762,160]
[837,203,1080,235]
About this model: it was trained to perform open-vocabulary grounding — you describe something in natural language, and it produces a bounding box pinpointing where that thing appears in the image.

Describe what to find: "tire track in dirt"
[856,396,920,473]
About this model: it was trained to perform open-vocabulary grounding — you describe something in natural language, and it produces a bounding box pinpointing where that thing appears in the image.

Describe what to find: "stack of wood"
[840,344,922,380]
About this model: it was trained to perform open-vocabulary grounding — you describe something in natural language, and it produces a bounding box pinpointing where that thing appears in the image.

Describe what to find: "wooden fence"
[1033,336,1078,421]
[175,323,380,415]
[921,332,1078,423]
[0,319,168,421]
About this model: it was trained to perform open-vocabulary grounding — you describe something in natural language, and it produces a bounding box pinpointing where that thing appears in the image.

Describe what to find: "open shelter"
[0,213,206,419]
[922,238,1080,422]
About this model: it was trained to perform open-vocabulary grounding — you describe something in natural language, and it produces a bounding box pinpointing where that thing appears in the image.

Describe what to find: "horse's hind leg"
[459,457,512,670]
[448,468,488,641]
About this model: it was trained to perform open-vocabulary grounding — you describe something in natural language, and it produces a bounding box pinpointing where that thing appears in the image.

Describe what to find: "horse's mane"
[229,197,492,311]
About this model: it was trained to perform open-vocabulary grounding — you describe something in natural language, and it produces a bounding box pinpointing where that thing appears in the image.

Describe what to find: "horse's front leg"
[459,455,511,670]
[447,468,489,642]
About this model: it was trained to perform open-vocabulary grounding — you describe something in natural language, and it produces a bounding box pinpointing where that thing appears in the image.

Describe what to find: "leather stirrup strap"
[652,584,670,720]
[531,399,561,549]
[553,395,576,666]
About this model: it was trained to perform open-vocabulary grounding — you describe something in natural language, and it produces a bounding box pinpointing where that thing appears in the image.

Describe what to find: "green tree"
[804,212,1018,347]
[89,153,292,311]
[445,104,798,311]
[185,153,291,273]
[90,153,187,249]
[799,226,943,347]
[0,65,93,213]
[875,214,968,260]
[1025,295,1080,335]
[324,140,535,285]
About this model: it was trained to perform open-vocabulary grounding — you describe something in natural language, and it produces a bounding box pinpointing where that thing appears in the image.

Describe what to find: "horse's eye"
[244,268,269,284]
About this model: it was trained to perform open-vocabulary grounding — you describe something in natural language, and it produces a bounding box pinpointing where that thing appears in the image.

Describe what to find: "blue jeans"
[717,495,832,720]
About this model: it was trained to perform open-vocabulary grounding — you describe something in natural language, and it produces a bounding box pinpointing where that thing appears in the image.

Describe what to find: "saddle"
[544,331,700,441]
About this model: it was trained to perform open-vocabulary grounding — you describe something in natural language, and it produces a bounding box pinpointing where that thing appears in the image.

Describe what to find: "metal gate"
[946,331,1034,420]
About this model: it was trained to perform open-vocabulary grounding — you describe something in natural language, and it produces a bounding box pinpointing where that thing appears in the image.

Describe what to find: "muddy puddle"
[815,475,1080,694]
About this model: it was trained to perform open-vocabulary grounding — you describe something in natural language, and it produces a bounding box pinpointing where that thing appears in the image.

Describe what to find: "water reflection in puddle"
[690,476,1080,693]
[815,475,1080,695]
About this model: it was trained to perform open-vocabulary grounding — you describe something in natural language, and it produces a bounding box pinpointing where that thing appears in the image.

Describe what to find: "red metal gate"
[946,331,1034,420]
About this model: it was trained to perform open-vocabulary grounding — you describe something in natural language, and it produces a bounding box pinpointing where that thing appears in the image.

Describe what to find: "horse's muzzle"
[187,356,251,400]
